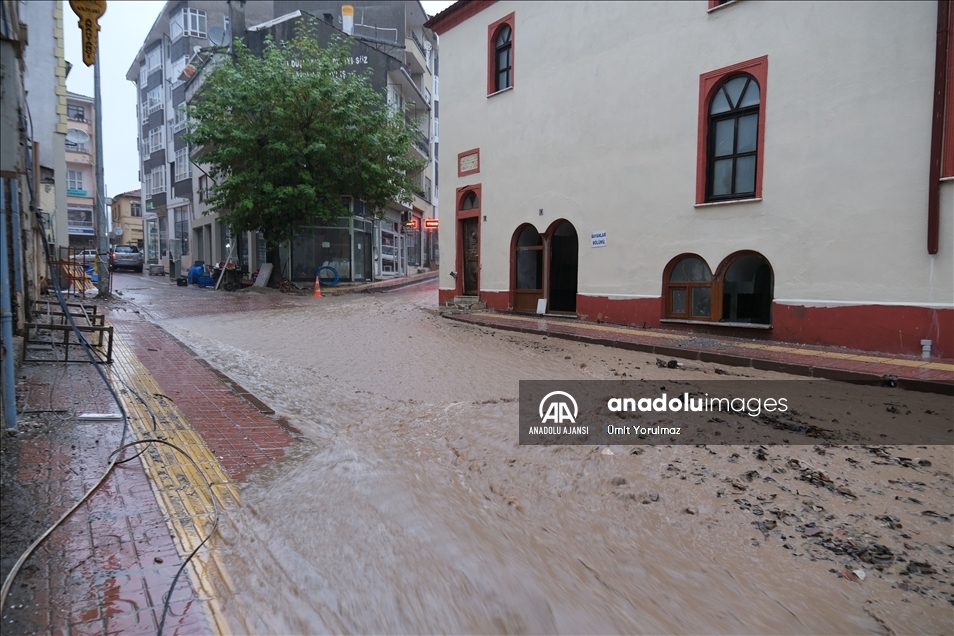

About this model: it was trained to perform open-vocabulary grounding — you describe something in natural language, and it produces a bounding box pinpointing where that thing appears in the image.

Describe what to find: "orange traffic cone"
[313,275,322,297]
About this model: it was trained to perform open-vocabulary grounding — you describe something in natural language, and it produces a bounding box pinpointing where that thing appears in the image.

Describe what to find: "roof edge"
[423,0,498,35]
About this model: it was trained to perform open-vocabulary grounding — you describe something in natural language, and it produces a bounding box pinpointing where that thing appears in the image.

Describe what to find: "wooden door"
[462,218,479,295]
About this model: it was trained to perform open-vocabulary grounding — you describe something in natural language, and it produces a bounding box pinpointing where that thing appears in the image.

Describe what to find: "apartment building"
[65,92,97,249]
[127,1,439,283]
[110,189,144,248]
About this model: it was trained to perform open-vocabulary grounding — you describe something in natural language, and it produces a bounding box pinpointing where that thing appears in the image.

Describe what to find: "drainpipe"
[928,0,951,254]
[1,178,17,431]
[11,179,22,295]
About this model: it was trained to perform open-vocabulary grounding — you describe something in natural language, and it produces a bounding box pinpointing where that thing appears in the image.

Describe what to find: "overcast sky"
[62,0,456,198]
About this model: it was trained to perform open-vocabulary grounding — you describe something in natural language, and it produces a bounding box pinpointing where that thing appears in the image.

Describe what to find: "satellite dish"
[423,40,432,51]
[112,226,123,237]
[66,129,90,144]
[208,26,228,47]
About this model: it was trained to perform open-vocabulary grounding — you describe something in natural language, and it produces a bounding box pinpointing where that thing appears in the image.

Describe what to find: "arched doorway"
[548,220,578,313]
[718,252,773,324]
[512,224,543,312]
[457,189,480,296]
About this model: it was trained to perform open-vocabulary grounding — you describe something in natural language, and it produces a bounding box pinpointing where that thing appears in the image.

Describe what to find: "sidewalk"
[320,269,438,295]
[2,292,299,634]
[444,311,954,394]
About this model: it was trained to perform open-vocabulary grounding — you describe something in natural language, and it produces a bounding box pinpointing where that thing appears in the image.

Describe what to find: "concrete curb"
[443,312,954,396]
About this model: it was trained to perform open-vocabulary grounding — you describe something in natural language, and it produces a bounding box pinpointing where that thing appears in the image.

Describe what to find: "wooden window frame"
[663,254,716,321]
[706,74,760,202]
[487,13,515,95]
[696,56,768,204]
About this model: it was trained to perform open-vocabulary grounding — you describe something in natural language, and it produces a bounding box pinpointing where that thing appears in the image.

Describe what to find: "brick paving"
[3,360,208,635]
[3,274,307,635]
[444,311,954,393]
[103,307,294,482]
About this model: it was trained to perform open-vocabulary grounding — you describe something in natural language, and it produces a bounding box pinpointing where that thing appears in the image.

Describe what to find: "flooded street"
[126,279,952,634]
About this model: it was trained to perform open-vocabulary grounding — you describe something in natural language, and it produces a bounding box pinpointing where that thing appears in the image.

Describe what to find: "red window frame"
[696,56,768,204]
[487,12,515,95]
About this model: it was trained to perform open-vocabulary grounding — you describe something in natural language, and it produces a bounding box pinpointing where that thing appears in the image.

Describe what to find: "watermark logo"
[539,390,578,424]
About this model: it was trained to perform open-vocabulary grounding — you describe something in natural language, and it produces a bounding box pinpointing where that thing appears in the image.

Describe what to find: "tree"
[185,26,426,268]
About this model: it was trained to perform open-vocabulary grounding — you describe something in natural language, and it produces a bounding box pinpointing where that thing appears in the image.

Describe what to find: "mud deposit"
[162,282,952,635]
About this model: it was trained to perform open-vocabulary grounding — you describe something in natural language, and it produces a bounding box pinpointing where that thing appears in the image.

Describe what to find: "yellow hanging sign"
[69,1,106,67]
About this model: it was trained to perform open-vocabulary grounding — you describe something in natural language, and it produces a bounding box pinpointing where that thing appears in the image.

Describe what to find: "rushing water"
[155,282,951,635]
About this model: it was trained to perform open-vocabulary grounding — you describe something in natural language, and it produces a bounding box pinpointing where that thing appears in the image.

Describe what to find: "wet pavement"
[2,270,952,635]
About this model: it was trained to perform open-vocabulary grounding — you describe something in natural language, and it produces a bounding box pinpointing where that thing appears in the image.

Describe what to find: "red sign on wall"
[424,219,439,230]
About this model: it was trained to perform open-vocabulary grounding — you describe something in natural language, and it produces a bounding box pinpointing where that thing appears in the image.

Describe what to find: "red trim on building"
[574,296,953,359]
[455,184,482,297]
[696,56,769,204]
[487,12,515,95]
[457,147,480,177]
[576,296,664,329]
[481,290,509,310]
[439,288,457,306]
[942,1,954,178]
[424,0,498,36]
[772,304,953,359]
[455,184,482,219]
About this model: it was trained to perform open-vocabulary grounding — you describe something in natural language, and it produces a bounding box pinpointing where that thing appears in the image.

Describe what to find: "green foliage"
[184,26,426,250]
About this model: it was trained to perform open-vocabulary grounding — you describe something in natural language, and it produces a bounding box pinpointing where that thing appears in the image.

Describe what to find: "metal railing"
[408,31,427,59]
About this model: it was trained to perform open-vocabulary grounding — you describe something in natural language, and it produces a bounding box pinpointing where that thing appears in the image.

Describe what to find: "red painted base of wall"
[463,289,954,359]
[576,295,663,328]
[438,288,457,306]
[772,303,953,359]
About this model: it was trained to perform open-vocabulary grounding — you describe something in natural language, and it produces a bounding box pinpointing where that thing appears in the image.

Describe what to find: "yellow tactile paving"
[108,328,244,635]
[470,312,954,373]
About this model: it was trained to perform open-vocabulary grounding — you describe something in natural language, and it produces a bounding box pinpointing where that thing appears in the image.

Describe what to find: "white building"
[428,0,954,358]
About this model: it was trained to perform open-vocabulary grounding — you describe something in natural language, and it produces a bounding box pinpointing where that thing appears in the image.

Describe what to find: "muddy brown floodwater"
[161,281,952,635]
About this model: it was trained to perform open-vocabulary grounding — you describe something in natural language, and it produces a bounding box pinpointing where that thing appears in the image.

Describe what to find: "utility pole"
[69,1,108,296]
[94,49,110,297]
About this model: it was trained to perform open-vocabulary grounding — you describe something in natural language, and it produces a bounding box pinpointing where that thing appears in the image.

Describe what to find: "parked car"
[109,245,143,272]
[69,249,97,267]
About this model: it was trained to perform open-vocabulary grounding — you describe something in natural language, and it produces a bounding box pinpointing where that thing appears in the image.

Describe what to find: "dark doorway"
[721,253,773,324]
[462,217,479,295]
[548,221,578,313]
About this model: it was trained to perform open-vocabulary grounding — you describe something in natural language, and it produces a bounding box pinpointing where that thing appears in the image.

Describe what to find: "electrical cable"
[1,100,222,635]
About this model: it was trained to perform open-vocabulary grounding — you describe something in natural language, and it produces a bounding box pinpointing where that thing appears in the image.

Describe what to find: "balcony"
[405,33,428,76]
[412,128,429,157]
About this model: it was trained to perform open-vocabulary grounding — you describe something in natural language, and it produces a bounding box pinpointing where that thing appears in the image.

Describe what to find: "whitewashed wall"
[438,0,953,308]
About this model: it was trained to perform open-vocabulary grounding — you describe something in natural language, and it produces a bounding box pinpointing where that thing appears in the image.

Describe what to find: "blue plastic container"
[198,275,213,288]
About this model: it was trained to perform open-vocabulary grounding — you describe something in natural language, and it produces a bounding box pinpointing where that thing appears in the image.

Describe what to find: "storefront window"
[406,225,421,268]
[291,224,352,282]
[146,218,159,263]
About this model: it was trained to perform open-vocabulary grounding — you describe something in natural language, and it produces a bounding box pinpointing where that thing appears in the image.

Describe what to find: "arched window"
[666,255,713,319]
[460,191,479,210]
[707,74,760,201]
[719,252,773,324]
[494,24,512,92]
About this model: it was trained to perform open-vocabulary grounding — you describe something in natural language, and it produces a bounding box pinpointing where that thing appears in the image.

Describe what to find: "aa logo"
[539,391,578,424]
